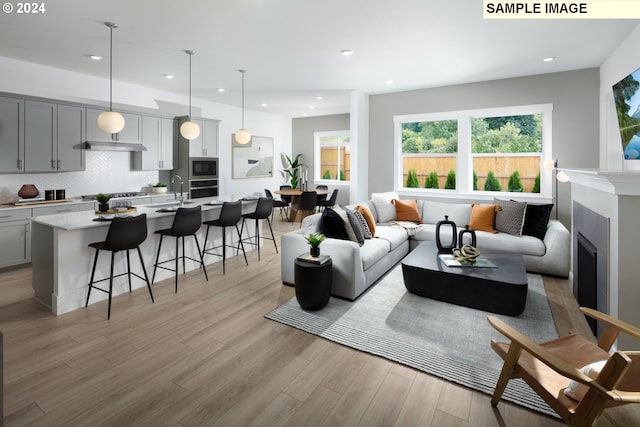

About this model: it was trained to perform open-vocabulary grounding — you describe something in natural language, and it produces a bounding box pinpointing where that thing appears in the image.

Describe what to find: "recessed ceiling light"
[315,96,323,100]
[385,79,394,85]
[217,88,225,93]
[309,106,315,110]
[261,103,268,107]
[88,55,103,60]
[341,49,354,56]
[163,74,175,79]
[543,57,555,62]
[303,113,308,117]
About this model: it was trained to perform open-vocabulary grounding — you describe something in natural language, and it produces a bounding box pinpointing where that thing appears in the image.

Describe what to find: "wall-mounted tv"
[613,67,640,159]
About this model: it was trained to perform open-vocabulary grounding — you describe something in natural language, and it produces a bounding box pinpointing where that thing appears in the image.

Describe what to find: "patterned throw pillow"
[356,205,377,237]
[345,208,366,245]
[353,210,373,239]
[494,198,527,236]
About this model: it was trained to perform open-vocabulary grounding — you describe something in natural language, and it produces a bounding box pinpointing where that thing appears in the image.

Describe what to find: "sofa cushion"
[372,192,399,223]
[356,204,377,237]
[469,203,500,233]
[494,198,527,236]
[345,208,366,245]
[319,208,349,240]
[473,230,547,256]
[392,199,422,223]
[523,204,553,240]
[375,225,410,251]
[421,201,472,228]
[360,238,392,271]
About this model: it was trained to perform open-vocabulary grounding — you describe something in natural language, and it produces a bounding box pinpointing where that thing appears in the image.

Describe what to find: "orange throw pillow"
[392,199,422,223]
[469,203,501,233]
[356,205,376,236]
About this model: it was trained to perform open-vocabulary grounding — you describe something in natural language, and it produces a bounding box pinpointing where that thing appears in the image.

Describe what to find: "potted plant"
[96,193,112,212]
[151,182,168,194]
[281,153,304,189]
[305,233,326,257]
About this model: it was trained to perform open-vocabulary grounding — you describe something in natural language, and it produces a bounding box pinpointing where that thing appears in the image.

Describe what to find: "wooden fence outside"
[319,147,351,181]
[403,154,541,192]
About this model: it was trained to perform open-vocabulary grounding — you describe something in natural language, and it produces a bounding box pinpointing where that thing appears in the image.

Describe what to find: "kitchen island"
[30,197,259,315]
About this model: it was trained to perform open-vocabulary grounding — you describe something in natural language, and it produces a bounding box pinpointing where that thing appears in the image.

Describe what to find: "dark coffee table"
[401,242,528,316]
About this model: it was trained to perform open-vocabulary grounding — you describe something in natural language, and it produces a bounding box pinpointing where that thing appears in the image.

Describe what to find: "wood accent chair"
[488,307,640,426]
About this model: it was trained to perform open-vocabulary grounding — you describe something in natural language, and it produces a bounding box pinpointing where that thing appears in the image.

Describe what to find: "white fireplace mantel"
[562,169,640,195]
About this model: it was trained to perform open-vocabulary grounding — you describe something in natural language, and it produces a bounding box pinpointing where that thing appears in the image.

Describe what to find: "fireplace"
[572,202,609,338]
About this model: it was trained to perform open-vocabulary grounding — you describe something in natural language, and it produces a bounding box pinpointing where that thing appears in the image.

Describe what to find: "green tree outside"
[444,170,456,190]
[406,169,420,188]
[508,171,523,192]
[484,171,502,191]
[532,172,540,193]
[425,171,439,189]
[322,170,331,179]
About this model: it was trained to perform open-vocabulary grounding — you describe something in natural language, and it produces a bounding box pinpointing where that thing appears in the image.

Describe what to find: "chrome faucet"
[171,175,184,206]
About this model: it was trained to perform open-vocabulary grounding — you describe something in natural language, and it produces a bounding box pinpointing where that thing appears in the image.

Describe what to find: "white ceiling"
[0,0,637,118]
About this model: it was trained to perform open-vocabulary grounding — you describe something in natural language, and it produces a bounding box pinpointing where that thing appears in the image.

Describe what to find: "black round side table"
[294,256,332,310]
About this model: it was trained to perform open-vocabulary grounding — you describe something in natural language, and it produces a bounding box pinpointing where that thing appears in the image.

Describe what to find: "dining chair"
[279,185,293,205]
[315,184,329,204]
[316,189,338,212]
[292,191,317,228]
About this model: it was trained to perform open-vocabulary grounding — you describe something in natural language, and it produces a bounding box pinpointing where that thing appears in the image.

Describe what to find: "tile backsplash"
[0,151,160,203]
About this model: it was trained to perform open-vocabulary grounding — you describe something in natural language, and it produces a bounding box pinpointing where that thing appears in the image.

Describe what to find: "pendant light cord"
[188,51,193,119]
[109,24,113,112]
[240,69,246,128]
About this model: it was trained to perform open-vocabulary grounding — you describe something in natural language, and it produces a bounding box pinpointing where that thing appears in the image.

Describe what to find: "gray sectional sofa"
[280,199,570,301]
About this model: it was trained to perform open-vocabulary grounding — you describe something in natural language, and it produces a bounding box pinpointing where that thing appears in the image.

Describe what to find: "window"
[314,131,350,182]
[394,104,552,198]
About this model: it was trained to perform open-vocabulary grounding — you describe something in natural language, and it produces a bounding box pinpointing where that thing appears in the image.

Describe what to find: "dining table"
[274,188,328,222]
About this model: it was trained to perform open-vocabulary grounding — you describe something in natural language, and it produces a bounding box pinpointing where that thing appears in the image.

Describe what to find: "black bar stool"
[86,214,154,319]
[203,200,247,274]
[239,196,277,260]
[265,188,289,221]
[152,205,208,292]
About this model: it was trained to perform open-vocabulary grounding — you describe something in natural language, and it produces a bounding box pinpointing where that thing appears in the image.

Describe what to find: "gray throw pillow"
[353,210,373,239]
[345,208,366,245]
[493,198,527,236]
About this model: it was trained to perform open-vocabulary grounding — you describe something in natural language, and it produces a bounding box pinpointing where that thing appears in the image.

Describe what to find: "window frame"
[314,130,351,183]
[393,103,553,201]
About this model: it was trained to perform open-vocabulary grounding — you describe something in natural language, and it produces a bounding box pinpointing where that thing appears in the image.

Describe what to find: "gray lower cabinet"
[132,116,175,170]
[24,101,85,172]
[86,108,141,144]
[0,97,25,173]
[31,202,94,216]
[0,209,31,268]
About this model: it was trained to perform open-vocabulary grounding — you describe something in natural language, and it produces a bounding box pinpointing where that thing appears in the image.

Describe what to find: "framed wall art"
[232,134,274,179]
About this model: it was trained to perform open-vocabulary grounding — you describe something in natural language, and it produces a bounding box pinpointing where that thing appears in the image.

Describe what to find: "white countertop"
[29,195,258,231]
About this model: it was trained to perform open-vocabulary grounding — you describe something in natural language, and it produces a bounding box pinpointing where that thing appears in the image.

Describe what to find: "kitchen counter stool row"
[85,200,275,319]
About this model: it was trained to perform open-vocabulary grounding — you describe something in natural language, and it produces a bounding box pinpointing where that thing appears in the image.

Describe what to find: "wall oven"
[189,157,218,180]
[189,179,218,199]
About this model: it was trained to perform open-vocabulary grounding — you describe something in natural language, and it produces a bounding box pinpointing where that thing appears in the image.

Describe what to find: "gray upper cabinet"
[184,118,218,158]
[57,104,85,171]
[0,97,25,173]
[132,116,175,170]
[24,101,85,172]
[86,108,141,144]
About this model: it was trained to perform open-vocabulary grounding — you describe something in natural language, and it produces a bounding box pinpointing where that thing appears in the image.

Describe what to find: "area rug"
[265,265,559,416]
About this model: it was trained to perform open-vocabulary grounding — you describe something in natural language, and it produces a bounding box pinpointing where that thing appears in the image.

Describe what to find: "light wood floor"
[1,217,639,426]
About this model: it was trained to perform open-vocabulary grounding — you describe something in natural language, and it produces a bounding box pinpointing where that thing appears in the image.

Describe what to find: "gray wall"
[369,68,601,227]
[291,113,351,204]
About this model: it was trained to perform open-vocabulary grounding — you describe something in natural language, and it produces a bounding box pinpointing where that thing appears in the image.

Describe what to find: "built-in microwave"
[189,157,218,180]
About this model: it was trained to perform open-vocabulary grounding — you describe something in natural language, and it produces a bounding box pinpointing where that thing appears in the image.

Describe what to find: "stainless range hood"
[83,141,147,152]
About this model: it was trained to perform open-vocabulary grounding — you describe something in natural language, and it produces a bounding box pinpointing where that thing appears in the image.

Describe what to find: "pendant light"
[235,69,251,145]
[179,50,201,140]
[97,22,125,134]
